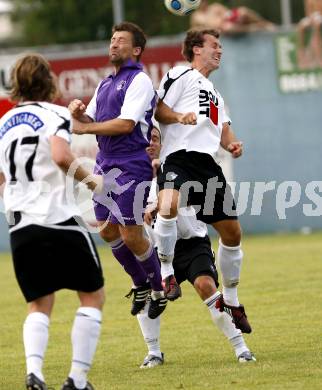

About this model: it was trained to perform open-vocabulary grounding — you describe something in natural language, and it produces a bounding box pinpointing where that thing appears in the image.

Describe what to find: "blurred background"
[0,0,321,249]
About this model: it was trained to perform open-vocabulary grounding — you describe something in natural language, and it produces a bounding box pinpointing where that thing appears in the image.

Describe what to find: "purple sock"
[110,239,148,287]
[136,247,162,291]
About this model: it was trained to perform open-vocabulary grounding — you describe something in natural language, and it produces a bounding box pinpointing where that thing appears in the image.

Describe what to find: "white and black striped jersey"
[157,65,231,162]
[0,102,80,230]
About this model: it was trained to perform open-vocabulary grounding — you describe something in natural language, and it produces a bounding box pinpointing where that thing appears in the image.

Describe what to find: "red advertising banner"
[0,43,184,116]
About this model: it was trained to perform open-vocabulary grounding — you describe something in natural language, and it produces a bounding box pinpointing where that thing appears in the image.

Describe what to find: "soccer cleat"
[61,377,94,390]
[25,373,48,390]
[238,351,256,363]
[125,282,151,315]
[140,353,164,369]
[162,274,182,301]
[148,291,167,319]
[215,294,252,334]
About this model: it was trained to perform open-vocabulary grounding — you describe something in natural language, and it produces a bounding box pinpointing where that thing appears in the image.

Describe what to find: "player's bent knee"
[78,288,105,309]
[99,226,120,243]
[222,224,242,246]
[194,275,216,298]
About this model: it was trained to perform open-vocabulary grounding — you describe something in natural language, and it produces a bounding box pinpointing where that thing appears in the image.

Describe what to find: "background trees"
[9,0,305,46]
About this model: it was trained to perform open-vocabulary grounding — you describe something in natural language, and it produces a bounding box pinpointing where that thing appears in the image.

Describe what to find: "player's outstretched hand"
[68,99,86,118]
[227,141,243,158]
[177,112,197,125]
[144,203,158,225]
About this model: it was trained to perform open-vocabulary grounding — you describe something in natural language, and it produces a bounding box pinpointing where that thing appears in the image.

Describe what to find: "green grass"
[1,232,322,390]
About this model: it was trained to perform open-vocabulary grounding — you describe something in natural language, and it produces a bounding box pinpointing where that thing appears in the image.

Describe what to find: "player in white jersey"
[138,183,256,368]
[0,54,104,390]
[153,29,252,334]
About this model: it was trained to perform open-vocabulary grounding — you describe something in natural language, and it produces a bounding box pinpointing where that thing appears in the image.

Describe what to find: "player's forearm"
[56,152,100,192]
[76,113,93,123]
[220,123,236,150]
[73,118,135,136]
[155,100,182,124]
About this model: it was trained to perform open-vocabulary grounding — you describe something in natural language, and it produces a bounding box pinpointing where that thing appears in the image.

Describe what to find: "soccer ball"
[164,0,201,16]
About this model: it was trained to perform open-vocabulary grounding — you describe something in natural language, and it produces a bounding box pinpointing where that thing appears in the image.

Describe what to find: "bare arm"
[0,172,5,197]
[68,98,134,135]
[220,122,243,158]
[50,136,102,192]
[72,117,135,136]
[155,100,197,125]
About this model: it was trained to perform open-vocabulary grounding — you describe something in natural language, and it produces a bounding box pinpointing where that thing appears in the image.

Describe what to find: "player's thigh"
[158,188,180,218]
[212,219,242,246]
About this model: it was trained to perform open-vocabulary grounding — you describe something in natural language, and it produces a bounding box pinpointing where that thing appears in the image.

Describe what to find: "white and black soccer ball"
[164,0,201,16]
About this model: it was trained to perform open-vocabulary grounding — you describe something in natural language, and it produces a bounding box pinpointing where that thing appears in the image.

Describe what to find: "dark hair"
[182,28,220,62]
[10,53,58,102]
[112,22,147,61]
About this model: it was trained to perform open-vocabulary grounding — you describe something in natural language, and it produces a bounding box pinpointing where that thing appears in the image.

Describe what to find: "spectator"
[296,0,322,69]
[191,0,276,34]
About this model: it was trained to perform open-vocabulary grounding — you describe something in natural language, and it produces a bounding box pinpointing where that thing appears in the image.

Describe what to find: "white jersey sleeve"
[43,104,72,143]
[85,83,100,121]
[118,72,155,123]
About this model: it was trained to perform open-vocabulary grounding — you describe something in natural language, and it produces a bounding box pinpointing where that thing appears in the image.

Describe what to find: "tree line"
[8,0,305,47]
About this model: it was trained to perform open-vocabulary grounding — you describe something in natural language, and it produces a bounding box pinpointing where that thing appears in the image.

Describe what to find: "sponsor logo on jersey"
[0,112,43,139]
[199,89,219,125]
[116,80,126,91]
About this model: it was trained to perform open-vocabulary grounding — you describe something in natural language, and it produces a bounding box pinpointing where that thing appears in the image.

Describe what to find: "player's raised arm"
[72,117,135,136]
[68,99,93,123]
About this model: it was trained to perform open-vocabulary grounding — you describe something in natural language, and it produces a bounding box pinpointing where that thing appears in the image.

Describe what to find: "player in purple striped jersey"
[68,22,166,319]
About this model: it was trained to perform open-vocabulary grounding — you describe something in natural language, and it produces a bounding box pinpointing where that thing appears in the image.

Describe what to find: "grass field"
[1,232,322,390]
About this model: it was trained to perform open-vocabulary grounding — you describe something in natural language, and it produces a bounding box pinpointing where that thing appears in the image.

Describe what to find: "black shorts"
[157,150,237,224]
[173,235,219,287]
[10,217,104,302]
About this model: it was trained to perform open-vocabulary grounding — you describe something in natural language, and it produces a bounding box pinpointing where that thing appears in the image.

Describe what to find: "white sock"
[222,286,239,307]
[154,215,177,262]
[230,335,249,358]
[204,292,248,357]
[137,302,162,358]
[160,260,174,279]
[23,312,50,382]
[218,240,243,306]
[69,307,102,389]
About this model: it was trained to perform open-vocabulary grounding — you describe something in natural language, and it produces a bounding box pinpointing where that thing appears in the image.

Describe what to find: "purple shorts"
[93,151,153,225]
